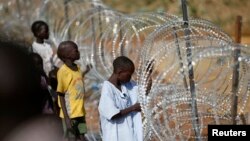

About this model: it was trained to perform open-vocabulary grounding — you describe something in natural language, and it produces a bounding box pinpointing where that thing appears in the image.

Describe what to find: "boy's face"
[67,44,80,61]
[36,25,49,40]
[118,66,135,83]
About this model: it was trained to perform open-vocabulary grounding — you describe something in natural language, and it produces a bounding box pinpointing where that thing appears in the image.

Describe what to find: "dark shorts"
[62,116,87,138]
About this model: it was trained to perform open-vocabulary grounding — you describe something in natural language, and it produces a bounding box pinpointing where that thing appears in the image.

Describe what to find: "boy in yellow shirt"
[56,41,90,141]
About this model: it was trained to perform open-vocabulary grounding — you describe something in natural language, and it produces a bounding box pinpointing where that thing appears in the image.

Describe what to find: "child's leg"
[71,117,88,141]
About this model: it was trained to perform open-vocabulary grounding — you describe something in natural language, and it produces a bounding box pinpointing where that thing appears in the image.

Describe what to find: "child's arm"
[58,92,72,130]
[111,103,141,120]
[82,64,92,76]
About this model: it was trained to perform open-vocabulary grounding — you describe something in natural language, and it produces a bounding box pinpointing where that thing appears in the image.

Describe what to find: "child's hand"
[86,64,92,72]
[65,118,72,130]
[133,103,141,112]
[83,64,92,75]
[65,118,75,135]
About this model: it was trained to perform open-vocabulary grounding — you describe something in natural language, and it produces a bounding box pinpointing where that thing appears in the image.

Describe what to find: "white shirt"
[98,81,142,141]
[32,41,61,75]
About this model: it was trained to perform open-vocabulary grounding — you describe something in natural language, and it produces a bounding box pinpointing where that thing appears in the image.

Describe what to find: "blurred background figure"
[29,52,55,114]
[0,38,63,141]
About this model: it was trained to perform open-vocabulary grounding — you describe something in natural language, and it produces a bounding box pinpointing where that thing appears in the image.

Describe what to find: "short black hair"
[113,56,134,73]
[57,40,77,62]
[31,20,48,36]
[30,52,43,66]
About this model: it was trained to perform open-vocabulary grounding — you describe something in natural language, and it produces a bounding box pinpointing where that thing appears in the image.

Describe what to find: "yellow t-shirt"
[57,64,86,118]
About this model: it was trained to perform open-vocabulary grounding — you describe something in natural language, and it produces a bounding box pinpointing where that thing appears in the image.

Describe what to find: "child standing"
[56,41,88,141]
[29,52,55,114]
[31,20,61,76]
[98,56,143,141]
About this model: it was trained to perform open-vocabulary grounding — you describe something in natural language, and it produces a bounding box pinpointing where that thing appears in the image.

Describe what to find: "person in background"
[48,66,60,115]
[31,20,62,116]
[31,20,61,76]
[29,52,55,114]
[0,39,63,141]
[98,56,142,141]
[57,41,90,141]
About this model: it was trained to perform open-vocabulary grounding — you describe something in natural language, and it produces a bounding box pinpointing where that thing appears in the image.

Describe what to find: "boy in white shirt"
[31,20,61,76]
[98,56,142,141]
